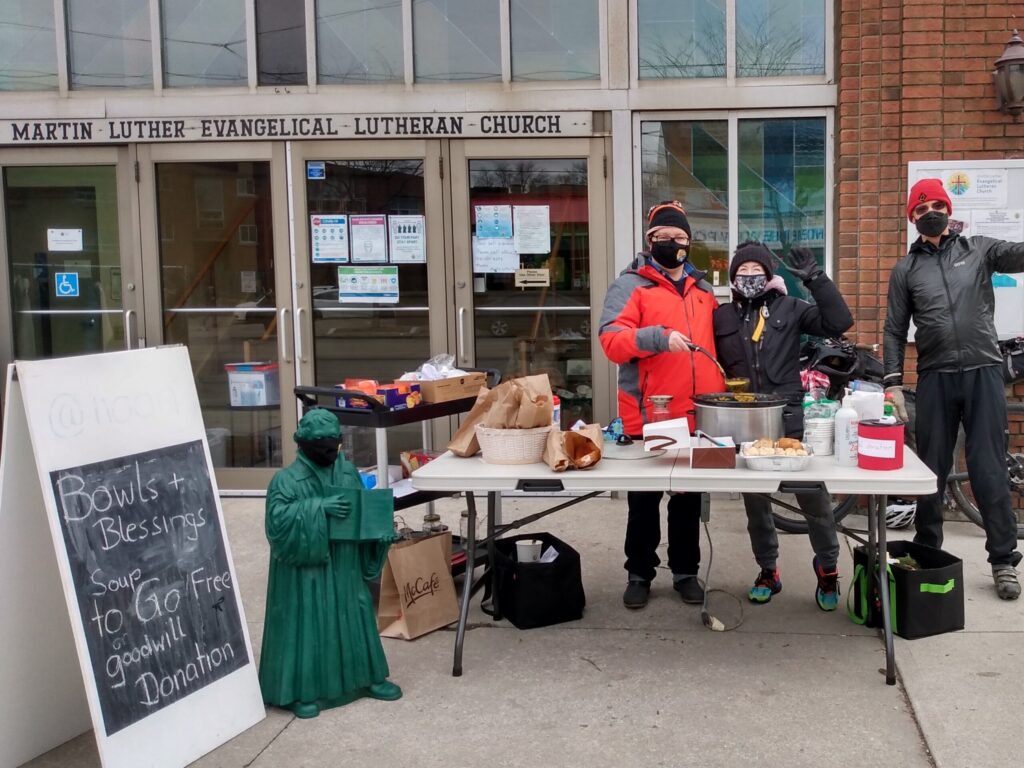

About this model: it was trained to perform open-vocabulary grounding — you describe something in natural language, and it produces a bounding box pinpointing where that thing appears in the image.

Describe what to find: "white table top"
[411,445,938,497]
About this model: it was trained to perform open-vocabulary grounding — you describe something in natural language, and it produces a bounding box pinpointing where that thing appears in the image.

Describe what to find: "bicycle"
[769,336,1024,539]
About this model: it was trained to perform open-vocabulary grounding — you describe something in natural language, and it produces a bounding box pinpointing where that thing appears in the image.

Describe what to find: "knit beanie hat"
[645,200,691,239]
[729,241,775,282]
[907,178,952,221]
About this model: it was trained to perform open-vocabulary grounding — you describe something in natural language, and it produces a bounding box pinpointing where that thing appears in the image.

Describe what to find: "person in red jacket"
[599,201,725,609]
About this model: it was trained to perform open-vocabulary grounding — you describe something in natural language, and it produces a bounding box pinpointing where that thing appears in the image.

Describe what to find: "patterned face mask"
[733,274,767,299]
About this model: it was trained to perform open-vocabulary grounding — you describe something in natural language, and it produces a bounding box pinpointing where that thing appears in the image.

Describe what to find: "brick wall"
[837,0,1024,376]
[838,0,1024,513]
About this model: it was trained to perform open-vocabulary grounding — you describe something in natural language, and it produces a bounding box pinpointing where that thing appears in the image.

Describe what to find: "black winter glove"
[785,247,824,283]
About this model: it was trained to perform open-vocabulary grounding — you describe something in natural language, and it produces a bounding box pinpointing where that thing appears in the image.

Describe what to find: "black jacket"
[884,235,1024,381]
[713,275,854,433]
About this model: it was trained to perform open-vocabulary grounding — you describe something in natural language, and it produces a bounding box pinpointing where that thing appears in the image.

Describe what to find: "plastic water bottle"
[849,379,884,393]
[834,395,859,466]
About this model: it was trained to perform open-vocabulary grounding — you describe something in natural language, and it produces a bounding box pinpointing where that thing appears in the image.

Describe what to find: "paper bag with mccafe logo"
[377,531,458,640]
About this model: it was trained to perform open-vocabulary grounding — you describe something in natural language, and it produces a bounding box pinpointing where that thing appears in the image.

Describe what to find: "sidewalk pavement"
[22,495,1022,768]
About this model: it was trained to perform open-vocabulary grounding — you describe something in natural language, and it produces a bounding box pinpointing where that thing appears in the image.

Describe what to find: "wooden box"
[690,436,737,469]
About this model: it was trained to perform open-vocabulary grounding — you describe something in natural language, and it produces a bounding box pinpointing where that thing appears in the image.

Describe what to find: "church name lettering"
[3,112,589,145]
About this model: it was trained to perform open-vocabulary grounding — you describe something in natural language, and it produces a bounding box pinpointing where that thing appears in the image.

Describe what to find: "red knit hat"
[907,178,952,221]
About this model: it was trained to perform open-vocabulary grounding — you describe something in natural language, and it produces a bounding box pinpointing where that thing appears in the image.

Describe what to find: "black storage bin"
[486,532,586,629]
[851,540,964,639]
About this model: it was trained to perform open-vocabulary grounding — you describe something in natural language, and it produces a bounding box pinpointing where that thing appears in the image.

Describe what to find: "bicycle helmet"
[806,339,861,385]
[885,498,917,529]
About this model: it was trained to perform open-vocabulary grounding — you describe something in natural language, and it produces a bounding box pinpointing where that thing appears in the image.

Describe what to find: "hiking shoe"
[993,564,1021,600]
[748,567,782,604]
[623,578,651,609]
[813,556,840,611]
[673,576,705,604]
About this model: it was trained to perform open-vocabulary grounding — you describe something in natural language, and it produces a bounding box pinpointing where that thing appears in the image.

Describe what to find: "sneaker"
[748,567,782,604]
[673,576,705,604]
[993,564,1021,600]
[813,556,840,611]
[623,578,651,609]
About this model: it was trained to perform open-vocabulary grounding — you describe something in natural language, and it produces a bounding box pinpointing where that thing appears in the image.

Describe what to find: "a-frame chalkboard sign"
[0,347,264,768]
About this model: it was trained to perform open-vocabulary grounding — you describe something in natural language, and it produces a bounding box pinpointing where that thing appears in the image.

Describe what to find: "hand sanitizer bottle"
[834,394,859,466]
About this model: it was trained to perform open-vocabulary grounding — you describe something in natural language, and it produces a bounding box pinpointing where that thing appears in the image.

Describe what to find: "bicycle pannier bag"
[849,540,963,639]
[484,532,585,629]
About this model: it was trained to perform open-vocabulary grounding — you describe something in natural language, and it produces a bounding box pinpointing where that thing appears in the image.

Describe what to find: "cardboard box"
[690,436,736,469]
[225,362,280,407]
[642,417,690,452]
[335,382,421,411]
[418,372,487,403]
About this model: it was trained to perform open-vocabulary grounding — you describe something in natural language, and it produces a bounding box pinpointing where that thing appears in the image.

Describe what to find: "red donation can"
[857,419,904,470]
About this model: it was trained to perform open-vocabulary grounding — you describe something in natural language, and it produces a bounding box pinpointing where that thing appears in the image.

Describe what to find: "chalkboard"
[48,439,248,736]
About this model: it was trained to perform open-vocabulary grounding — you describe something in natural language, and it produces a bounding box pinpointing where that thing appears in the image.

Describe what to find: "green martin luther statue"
[259,408,401,717]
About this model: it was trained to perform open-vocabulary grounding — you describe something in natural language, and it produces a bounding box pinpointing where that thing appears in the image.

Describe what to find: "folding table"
[411,446,937,684]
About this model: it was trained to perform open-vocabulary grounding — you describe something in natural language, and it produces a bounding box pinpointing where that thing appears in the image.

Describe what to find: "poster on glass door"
[387,215,426,263]
[350,215,388,262]
[311,215,349,263]
[338,266,399,304]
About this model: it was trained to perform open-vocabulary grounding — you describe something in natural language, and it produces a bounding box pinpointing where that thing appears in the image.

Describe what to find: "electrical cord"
[699,519,745,632]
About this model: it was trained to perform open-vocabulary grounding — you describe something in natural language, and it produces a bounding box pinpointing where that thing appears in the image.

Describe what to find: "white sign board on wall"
[908,160,1024,339]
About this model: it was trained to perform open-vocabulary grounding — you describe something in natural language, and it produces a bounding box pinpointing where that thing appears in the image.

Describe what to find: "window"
[641,115,827,288]
[0,1,57,90]
[638,0,825,80]
[194,178,225,226]
[238,223,258,245]
[510,0,599,81]
[256,0,307,85]
[67,0,153,89]
[161,0,247,87]
[413,0,500,82]
[317,0,403,84]
[638,0,725,79]
[736,0,824,77]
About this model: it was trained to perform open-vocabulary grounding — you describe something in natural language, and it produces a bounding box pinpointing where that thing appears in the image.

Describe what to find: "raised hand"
[786,246,823,283]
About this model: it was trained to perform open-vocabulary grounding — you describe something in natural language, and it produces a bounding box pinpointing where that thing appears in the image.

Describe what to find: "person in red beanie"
[884,177,1024,600]
[598,200,724,609]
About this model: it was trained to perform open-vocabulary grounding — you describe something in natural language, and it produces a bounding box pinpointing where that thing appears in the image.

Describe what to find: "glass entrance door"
[450,139,610,428]
[138,144,293,490]
[1,150,140,364]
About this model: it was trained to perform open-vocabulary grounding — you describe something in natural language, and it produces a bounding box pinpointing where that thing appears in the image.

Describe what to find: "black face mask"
[650,241,689,269]
[297,437,340,467]
[733,274,768,299]
[915,211,949,238]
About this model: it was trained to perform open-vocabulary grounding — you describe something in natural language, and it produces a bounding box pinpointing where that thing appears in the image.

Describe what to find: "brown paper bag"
[447,385,500,456]
[543,423,603,471]
[485,381,522,428]
[513,374,554,428]
[378,532,458,640]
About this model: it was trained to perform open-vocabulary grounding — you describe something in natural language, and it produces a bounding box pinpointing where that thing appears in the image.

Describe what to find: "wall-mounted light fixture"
[993,29,1024,118]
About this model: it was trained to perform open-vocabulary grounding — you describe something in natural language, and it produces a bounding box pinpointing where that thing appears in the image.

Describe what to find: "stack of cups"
[804,417,834,456]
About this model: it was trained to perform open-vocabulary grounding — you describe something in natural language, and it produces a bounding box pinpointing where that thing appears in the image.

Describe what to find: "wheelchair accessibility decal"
[55,272,79,298]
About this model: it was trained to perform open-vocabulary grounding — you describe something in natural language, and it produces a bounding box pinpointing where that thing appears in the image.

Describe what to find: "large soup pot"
[692,393,786,445]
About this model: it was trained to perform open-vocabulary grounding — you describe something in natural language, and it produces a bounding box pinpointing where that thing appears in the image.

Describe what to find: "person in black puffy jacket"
[713,241,853,610]
[884,178,1024,600]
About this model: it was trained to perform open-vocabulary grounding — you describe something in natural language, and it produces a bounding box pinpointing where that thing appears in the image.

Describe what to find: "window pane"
[641,120,729,284]
[413,0,500,82]
[317,0,403,84]
[256,0,306,85]
[162,0,247,87]
[638,0,724,80]
[67,0,152,89]
[736,0,824,77]
[511,0,599,81]
[738,118,826,293]
[0,1,57,90]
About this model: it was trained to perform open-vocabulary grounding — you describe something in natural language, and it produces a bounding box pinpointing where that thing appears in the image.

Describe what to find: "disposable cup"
[516,539,543,563]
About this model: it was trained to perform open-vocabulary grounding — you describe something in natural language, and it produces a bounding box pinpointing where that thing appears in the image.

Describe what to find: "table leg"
[876,493,896,685]
[487,491,502,621]
[452,492,477,677]
[375,427,389,489]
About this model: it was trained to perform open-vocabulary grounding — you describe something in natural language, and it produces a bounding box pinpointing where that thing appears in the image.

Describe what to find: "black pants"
[915,366,1021,566]
[624,491,701,582]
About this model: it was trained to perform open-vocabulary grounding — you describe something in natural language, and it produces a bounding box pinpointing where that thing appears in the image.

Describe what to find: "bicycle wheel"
[947,426,1024,538]
[770,493,858,533]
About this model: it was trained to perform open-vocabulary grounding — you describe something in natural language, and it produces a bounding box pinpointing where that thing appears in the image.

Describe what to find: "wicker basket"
[475,424,553,465]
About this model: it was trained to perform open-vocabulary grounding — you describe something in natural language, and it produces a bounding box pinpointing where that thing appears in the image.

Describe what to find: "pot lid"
[693,392,787,408]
